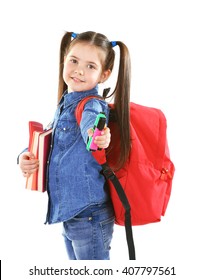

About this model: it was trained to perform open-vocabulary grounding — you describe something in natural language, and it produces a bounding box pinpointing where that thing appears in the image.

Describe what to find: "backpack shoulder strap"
[102,163,136,260]
[75,95,104,124]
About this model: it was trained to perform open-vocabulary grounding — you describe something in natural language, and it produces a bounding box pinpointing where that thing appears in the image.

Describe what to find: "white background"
[0,0,204,279]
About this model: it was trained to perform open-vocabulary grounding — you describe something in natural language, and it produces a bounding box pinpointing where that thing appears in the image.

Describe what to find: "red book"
[26,121,52,192]
[37,129,52,192]
[26,130,41,191]
[28,121,43,151]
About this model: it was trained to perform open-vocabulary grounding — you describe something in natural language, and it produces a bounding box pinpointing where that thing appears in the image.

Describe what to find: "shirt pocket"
[55,118,79,150]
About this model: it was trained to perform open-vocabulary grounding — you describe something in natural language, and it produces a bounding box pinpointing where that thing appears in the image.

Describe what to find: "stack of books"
[26,121,52,192]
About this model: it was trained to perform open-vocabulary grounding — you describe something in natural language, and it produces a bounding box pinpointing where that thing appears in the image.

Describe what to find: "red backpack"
[75,96,175,260]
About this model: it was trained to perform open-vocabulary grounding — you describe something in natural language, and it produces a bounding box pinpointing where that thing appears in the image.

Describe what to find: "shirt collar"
[59,86,100,108]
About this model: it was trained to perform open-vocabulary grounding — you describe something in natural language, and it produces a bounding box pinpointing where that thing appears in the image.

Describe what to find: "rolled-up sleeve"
[17,147,28,164]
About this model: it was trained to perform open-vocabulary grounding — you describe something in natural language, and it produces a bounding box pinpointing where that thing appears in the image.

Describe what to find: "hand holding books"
[25,121,52,192]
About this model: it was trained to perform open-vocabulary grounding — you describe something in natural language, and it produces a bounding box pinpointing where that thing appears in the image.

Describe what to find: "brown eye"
[70,59,77,64]
[87,64,95,69]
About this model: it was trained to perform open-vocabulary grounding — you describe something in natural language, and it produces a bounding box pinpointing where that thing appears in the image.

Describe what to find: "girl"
[19,31,131,260]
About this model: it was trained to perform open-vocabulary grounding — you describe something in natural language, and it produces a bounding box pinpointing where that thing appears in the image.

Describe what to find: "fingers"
[21,162,39,177]
[87,126,111,149]
[94,127,111,149]
[19,152,39,177]
[22,171,30,178]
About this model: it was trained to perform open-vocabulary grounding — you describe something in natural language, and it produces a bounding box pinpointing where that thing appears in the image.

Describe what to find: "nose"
[74,65,84,75]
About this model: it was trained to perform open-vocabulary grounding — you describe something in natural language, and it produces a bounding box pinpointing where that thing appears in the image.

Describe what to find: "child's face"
[63,42,110,92]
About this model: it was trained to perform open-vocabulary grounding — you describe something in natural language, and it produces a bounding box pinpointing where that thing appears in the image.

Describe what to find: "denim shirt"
[46,86,110,224]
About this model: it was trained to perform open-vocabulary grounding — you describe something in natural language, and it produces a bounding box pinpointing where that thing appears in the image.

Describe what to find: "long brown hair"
[57,31,131,170]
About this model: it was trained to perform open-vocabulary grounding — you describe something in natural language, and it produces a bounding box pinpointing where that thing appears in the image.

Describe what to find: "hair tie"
[111,41,117,47]
[71,32,78,39]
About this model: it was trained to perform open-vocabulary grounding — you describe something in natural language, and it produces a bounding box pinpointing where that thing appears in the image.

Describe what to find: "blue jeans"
[62,202,115,260]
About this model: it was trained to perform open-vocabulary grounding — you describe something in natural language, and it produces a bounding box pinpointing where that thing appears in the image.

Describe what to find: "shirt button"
[88,217,92,221]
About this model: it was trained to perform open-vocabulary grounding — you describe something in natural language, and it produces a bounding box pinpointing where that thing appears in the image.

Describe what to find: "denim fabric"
[46,87,110,224]
[62,202,115,260]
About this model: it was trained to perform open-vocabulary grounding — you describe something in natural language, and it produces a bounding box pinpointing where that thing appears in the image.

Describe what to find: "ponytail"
[107,41,131,170]
[57,32,73,103]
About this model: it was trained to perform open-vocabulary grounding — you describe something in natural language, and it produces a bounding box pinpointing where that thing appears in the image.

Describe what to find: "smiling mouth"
[71,77,85,83]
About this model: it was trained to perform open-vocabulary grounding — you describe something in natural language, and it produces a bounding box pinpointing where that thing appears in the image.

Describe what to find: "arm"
[80,98,111,149]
